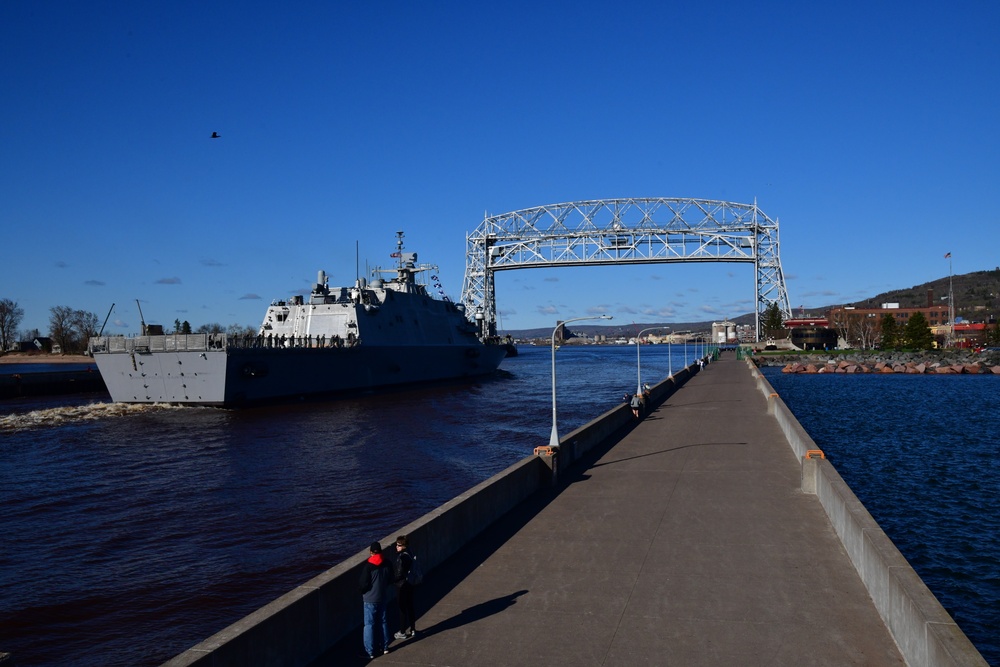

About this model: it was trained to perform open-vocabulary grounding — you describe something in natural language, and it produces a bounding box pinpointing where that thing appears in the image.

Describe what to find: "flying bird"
[210,132,221,138]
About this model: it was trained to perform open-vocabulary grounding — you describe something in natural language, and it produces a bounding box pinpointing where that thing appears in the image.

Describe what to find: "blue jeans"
[363,601,389,656]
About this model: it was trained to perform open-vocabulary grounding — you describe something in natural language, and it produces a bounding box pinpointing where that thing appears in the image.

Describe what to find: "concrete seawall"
[748,360,987,667]
[164,366,697,666]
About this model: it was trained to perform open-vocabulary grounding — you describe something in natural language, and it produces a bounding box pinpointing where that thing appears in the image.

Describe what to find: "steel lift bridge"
[460,197,792,342]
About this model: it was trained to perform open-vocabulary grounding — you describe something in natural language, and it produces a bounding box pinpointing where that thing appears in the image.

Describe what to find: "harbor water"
[0,344,680,666]
[0,348,996,665]
[761,366,999,666]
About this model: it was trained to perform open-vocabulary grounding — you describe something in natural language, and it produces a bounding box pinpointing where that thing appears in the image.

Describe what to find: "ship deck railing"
[88,334,229,354]
[87,334,366,354]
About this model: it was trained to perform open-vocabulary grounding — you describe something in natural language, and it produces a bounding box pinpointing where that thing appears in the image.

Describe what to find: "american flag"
[944,252,951,258]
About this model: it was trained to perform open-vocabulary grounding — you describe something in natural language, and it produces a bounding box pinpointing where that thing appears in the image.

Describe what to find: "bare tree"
[828,308,852,346]
[852,313,880,350]
[829,309,880,349]
[49,306,75,353]
[48,306,100,354]
[226,323,256,336]
[72,310,99,349]
[0,298,25,351]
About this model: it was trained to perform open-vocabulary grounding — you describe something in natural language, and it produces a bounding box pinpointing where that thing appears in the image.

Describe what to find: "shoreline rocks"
[752,351,1000,375]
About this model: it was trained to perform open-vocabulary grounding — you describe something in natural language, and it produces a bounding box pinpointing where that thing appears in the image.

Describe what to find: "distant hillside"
[843,268,1000,321]
[500,268,1000,338]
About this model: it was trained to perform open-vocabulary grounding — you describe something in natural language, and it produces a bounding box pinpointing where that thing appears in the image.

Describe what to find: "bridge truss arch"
[460,197,791,342]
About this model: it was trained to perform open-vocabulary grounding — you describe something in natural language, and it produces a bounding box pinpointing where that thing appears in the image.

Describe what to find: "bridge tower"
[460,197,791,342]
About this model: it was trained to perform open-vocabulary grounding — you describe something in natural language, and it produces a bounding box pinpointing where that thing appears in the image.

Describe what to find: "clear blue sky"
[3,1,998,336]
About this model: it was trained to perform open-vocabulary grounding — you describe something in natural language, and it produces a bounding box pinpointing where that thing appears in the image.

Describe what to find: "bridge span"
[460,198,792,341]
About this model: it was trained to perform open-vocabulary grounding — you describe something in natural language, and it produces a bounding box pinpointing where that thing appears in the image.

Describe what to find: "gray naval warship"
[88,232,507,407]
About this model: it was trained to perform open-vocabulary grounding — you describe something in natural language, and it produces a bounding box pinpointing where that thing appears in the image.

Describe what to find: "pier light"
[549,315,613,450]
[664,328,672,378]
[635,327,663,395]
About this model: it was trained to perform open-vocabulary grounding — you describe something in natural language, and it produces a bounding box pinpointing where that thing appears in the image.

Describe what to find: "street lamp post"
[550,315,613,449]
[663,328,673,378]
[635,327,663,395]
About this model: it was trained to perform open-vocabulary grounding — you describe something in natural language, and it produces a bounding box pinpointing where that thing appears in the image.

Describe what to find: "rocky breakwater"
[753,350,1000,375]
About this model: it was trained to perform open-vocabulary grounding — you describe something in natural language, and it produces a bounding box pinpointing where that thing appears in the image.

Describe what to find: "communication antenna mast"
[98,303,115,337]
[136,299,147,336]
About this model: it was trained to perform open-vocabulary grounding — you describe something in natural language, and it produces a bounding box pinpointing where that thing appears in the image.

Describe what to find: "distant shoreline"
[0,354,95,365]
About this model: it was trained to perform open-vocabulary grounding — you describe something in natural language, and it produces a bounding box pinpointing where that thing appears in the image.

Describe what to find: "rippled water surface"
[0,344,686,666]
[3,349,995,666]
[761,368,999,666]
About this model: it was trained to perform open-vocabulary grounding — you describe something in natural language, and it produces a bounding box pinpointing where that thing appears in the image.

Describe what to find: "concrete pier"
[165,353,986,667]
[303,354,983,666]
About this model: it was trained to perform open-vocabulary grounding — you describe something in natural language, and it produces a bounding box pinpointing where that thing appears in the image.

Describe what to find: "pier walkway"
[313,354,904,666]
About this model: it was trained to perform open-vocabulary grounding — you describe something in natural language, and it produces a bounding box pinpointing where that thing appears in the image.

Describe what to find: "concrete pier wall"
[747,361,987,667]
[164,364,700,666]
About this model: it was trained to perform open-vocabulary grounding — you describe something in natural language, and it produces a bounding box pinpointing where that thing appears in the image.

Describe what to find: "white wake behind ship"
[88,233,507,407]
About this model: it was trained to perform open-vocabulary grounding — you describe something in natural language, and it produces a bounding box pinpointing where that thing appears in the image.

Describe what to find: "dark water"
[761,367,999,666]
[0,344,691,666]
[0,363,97,374]
[2,348,994,666]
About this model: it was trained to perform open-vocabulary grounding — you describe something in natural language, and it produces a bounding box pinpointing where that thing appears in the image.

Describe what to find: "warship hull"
[92,338,506,407]
[90,232,507,407]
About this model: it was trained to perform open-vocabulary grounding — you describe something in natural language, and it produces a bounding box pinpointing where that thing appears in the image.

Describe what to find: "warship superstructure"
[88,232,507,407]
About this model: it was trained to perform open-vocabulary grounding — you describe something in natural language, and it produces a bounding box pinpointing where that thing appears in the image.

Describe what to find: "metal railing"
[88,334,228,354]
[87,333,367,354]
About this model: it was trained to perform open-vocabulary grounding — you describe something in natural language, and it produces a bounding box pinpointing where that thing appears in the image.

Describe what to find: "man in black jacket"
[358,541,393,658]
[393,534,418,639]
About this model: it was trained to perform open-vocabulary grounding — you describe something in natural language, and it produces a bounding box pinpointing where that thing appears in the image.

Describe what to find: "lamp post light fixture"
[635,327,663,395]
[549,314,613,449]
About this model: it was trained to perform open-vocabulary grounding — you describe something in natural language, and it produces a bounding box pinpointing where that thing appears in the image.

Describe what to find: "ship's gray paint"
[89,235,507,407]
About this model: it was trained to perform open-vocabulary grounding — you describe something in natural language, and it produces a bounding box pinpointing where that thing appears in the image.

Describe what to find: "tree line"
[0,298,255,355]
[763,302,1000,350]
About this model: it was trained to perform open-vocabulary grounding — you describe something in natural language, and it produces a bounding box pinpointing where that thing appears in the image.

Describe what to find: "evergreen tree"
[902,311,934,349]
[987,324,1000,346]
[879,313,899,349]
[762,303,784,338]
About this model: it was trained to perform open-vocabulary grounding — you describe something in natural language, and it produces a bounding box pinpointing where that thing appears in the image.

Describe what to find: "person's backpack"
[406,555,423,585]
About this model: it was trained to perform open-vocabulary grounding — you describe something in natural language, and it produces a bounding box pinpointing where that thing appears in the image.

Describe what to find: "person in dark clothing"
[358,541,393,658]
[392,535,417,639]
[630,393,642,418]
